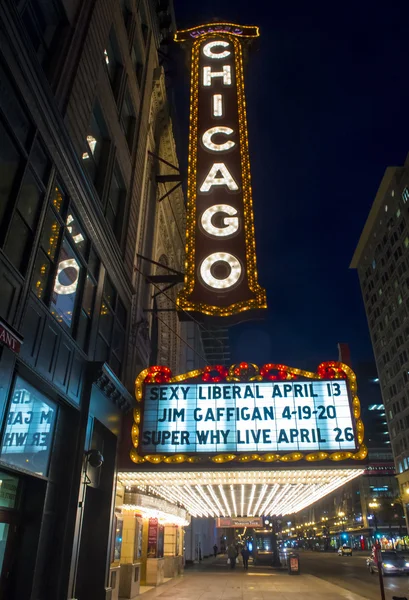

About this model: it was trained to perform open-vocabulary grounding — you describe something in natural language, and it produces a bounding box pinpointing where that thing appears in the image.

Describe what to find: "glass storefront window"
[0,471,18,509]
[114,517,123,561]
[0,377,57,476]
[134,518,143,561]
[0,523,9,575]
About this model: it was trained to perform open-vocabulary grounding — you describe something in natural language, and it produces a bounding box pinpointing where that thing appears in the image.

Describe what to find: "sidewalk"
[136,561,369,600]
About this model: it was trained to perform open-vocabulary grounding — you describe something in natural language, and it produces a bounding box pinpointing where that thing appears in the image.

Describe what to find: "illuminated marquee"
[130,362,367,465]
[175,23,267,318]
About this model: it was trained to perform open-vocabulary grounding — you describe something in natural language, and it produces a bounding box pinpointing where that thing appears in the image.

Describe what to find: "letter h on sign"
[175,24,267,320]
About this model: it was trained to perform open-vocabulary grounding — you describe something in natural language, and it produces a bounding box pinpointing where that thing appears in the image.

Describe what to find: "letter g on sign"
[201,204,239,237]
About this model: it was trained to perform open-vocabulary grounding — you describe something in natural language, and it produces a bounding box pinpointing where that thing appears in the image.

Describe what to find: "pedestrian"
[241,546,250,570]
[213,544,218,557]
[227,543,238,569]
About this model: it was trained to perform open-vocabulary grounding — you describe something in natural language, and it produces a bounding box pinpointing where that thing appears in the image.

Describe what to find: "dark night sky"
[172,0,409,370]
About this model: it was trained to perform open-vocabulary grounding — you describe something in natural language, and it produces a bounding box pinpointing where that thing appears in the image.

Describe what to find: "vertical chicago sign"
[175,23,267,319]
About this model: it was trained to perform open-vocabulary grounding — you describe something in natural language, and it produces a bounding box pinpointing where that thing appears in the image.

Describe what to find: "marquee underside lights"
[129,361,367,465]
[175,24,267,319]
[118,469,364,519]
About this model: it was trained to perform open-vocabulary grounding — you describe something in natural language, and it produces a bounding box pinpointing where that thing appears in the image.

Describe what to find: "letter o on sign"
[200,252,242,290]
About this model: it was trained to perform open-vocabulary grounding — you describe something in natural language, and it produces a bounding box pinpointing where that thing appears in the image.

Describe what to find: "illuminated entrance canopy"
[175,23,267,319]
[119,469,364,518]
[130,361,367,465]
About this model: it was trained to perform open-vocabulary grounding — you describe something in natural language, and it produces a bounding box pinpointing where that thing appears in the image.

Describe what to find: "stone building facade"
[0,0,203,597]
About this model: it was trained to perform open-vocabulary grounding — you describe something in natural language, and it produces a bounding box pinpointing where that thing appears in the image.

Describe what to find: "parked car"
[367,550,409,575]
[338,546,353,556]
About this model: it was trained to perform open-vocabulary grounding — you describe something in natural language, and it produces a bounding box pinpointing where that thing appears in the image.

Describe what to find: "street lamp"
[369,500,380,537]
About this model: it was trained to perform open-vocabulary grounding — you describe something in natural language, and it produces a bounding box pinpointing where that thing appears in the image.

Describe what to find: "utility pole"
[375,541,386,600]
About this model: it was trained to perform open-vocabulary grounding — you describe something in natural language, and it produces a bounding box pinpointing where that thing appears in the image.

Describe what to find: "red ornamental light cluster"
[145,365,171,384]
[317,363,348,380]
[259,364,297,381]
[143,361,349,385]
[233,362,249,376]
[202,365,229,383]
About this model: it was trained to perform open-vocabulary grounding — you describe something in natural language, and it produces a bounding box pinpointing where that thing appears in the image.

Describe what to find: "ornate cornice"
[95,363,134,413]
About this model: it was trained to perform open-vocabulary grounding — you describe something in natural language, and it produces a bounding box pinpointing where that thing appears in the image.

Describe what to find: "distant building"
[284,347,406,550]
[351,153,409,529]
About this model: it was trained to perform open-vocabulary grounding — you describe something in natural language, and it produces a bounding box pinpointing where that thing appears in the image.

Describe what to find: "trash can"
[288,552,300,575]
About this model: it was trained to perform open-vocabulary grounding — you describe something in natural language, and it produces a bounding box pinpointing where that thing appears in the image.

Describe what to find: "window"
[0,376,57,477]
[104,29,123,99]
[95,277,127,377]
[132,38,144,87]
[0,62,33,148]
[139,1,149,45]
[121,91,136,151]
[32,185,100,351]
[0,122,23,231]
[106,164,126,241]
[120,0,133,34]
[4,169,44,275]
[19,0,67,76]
[82,103,110,194]
[50,238,82,328]
[83,105,126,245]
[32,185,66,300]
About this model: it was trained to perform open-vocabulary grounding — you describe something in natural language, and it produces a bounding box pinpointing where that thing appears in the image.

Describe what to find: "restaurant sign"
[0,320,22,354]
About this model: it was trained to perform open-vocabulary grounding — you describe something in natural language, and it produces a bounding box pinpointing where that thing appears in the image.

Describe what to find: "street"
[298,551,409,600]
[185,552,409,600]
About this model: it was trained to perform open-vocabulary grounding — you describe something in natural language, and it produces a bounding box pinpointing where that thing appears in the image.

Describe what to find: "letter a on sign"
[174,23,267,321]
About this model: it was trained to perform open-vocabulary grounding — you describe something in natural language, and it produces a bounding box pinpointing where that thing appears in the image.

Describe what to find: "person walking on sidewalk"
[241,546,250,570]
[227,543,238,569]
[213,544,218,557]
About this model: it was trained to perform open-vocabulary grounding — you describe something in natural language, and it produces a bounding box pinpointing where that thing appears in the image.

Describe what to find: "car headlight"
[405,562,409,568]
[383,563,393,568]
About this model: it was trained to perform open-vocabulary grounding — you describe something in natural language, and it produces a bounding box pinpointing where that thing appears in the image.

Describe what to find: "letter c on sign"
[202,40,231,59]
[200,252,242,290]
[202,127,235,152]
[201,204,239,237]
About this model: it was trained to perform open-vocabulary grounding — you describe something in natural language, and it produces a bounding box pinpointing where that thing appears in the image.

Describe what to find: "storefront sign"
[216,517,263,528]
[141,379,356,453]
[0,321,22,354]
[175,23,267,319]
